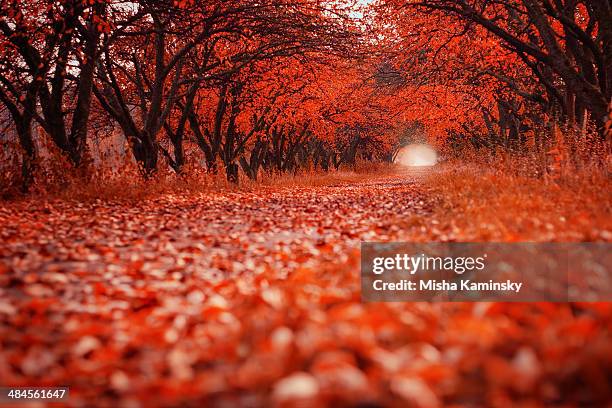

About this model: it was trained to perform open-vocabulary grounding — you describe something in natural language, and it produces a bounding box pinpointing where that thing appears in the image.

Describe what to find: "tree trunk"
[131,134,158,177]
[225,162,239,183]
[16,121,36,192]
[68,10,102,166]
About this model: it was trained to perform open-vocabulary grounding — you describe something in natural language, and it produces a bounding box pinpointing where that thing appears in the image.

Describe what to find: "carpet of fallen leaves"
[0,170,610,407]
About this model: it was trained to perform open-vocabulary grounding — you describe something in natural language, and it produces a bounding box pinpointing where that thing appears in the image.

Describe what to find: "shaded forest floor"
[0,166,610,407]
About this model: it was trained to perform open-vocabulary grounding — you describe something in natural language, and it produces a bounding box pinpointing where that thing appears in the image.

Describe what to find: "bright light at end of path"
[395,144,438,167]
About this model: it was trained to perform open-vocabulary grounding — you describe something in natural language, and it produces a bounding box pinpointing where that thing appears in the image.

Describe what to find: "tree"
[0,0,107,188]
[94,0,363,176]
[381,0,612,133]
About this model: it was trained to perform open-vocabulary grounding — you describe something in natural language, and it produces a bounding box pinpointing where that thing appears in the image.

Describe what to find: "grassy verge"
[1,161,397,202]
[425,162,611,241]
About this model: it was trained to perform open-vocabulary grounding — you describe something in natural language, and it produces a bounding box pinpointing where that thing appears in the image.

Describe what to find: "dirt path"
[0,170,608,406]
[0,171,432,404]
[1,170,431,283]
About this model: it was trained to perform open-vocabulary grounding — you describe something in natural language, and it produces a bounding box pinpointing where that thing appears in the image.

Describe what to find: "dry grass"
[254,162,396,188]
[1,158,397,202]
[426,160,612,242]
[426,125,612,241]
